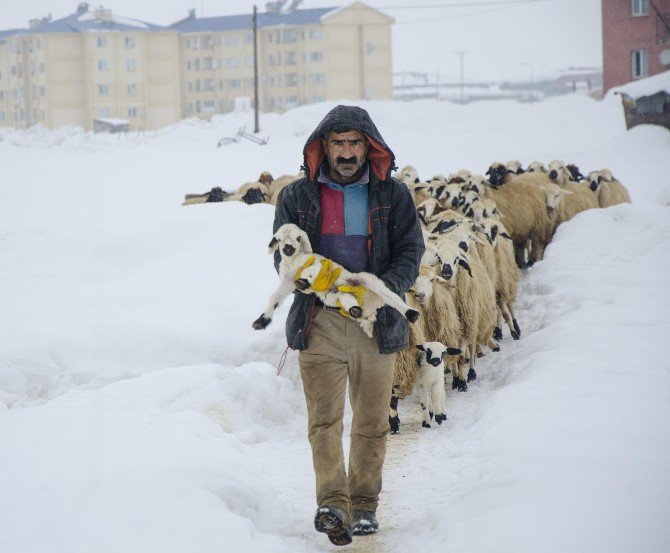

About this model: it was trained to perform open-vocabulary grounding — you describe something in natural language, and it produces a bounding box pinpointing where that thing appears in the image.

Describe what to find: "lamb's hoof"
[252,315,271,330]
[467,368,477,382]
[511,330,520,340]
[491,344,500,352]
[406,309,420,323]
[476,352,484,358]
[422,421,431,429]
[526,259,535,267]
[435,414,446,424]
[294,278,310,291]
[452,378,468,392]
[513,319,521,336]
[493,326,503,340]
[349,306,363,319]
[389,415,399,434]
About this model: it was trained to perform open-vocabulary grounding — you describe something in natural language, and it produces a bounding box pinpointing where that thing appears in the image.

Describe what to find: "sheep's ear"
[459,258,472,277]
[446,347,462,356]
[458,241,468,252]
[416,344,426,352]
[268,236,280,254]
[500,231,512,240]
[414,177,420,184]
[491,225,499,242]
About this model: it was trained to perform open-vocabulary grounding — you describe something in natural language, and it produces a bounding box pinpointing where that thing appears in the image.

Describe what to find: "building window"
[284,51,296,65]
[203,79,215,91]
[631,0,649,16]
[245,78,254,88]
[125,36,135,48]
[309,28,323,40]
[0,111,5,121]
[99,84,109,95]
[310,51,323,62]
[127,83,137,96]
[126,59,136,72]
[286,73,298,87]
[98,60,108,71]
[245,56,254,67]
[312,73,326,85]
[194,80,201,92]
[226,79,241,89]
[283,29,297,43]
[97,36,107,48]
[225,35,237,46]
[100,107,110,117]
[244,33,253,44]
[226,58,239,68]
[203,99,215,112]
[39,62,45,73]
[40,86,46,97]
[202,57,214,70]
[203,35,214,49]
[128,107,137,117]
[632,49,649,78]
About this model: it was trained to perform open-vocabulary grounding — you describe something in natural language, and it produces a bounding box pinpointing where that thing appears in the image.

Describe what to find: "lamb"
[252,224,420,339]
[505,160,525,175]
[547,160,599,222]
[224,179,271,204]
[395,164,420,185]
[585,169,632,207]
[527,161,548,174]
[447,169,472,184]
[416,342,462,428]
[267,172,304,205]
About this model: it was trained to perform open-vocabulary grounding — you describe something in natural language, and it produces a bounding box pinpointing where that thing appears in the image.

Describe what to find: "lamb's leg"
[431,381,446,424]
[389,385,400,434]
[501,302,519,340]
[252,277,295,329]
[506,302,521,337]
[351,273,420,322]
[418,384,432,428]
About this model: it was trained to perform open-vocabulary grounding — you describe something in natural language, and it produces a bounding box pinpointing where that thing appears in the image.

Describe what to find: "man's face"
[322,130,369,182]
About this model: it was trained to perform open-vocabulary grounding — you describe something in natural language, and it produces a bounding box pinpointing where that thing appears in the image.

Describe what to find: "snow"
[1,78,669,553]
[609,69,670,97]
[78,11,150,29]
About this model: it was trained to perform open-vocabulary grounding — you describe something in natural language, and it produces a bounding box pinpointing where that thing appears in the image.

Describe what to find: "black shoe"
[314,506,353,546]
[352,509,379,536]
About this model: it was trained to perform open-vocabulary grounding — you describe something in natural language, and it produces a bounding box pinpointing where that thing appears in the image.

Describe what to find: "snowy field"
[1,72,669,553]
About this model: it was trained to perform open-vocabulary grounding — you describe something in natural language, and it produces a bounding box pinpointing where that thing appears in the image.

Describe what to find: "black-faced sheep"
[585,169,632,207]
[547,160,599,222]
[416,342,461,428]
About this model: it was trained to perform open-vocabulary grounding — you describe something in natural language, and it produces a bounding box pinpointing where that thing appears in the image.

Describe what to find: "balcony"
[656,13,670,43]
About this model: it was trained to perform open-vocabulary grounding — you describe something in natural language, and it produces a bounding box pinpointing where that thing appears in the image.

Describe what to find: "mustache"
[336,156,358,165]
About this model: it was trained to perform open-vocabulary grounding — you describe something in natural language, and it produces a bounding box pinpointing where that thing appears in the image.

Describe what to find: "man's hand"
[336,284,366,317]
[310,259,342,292]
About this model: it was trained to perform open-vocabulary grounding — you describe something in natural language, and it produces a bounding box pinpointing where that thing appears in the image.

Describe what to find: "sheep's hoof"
[389,415,400,434]
[513,319,521,336]
[452,378,468,392]
[295,278,310,291]
[476,352,484,358]
[493,326,503,340]
[422,421,431,429]
[406,309,420,323]
[252,315,271,330]
[491,344,500,352]
[511,330,520,340]
[467,368,477,382]
[348,305,363,319]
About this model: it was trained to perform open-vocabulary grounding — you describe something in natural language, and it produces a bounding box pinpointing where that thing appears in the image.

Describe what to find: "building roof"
[170,8,336,33]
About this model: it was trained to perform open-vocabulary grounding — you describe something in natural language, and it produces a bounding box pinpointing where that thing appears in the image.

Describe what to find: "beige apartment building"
[0,1,393,131]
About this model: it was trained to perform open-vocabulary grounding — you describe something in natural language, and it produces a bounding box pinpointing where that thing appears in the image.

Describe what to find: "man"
[273,105,424,546]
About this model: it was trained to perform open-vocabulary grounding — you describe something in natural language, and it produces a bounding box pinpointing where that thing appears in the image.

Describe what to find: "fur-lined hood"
[301,105,396,182]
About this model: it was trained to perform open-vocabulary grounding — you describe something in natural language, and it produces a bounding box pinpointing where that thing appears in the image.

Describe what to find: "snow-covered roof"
[170,8,335,33]
[13,9,167,35]
[609,70,670,98]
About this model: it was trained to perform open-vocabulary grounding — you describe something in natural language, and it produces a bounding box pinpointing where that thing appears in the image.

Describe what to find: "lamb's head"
[429,210,467,235]
[395,164,420,185]
[417,342,461,366]
[599,168,614,182]
[447,168,472,184]
[477,218,511,246]
[527,161,548,173]
[543,182,573,213]
[258,171,274,185]
[436,183,466,208]
[505,160,524,175]
[485,162,508,187]
[269,223,312,259]
[465,198,500,221]
[416,197,442,226]
[411,265,451,305]
[467,174,491,196]
[547,160,572,185]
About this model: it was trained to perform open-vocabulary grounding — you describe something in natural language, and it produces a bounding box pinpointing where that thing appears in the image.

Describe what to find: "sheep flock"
[229,159,631,433]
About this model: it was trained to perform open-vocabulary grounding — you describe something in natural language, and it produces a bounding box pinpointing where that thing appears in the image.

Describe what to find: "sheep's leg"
[501,302,519,340]
[467,338,478,383]
[252,277,295,329]
[506,302,521,337]
[529,237,545,266]
[350,273,420,322]
[513,241,526,268]
[476,344,484,358]
[493,307,504,340]
[389,385,400,434]
[487,338,500,352]
[452,351,468,392]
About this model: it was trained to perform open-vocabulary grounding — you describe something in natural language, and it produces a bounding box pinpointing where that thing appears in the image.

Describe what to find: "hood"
[302,105,396,182]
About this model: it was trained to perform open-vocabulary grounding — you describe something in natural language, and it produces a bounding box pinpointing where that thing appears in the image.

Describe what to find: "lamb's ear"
[414,177,420,184]
[268,236,280,255]
[491,225,499,242]
[416,344,426,352]
[446,347,462,356]
[296,229,313,253]
[500,231,512,240]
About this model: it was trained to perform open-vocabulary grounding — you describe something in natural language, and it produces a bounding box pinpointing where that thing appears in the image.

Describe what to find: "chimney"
[29,19,42,29]
[76,3,89,13]
[188,8,196,19]
[94,7,113,23]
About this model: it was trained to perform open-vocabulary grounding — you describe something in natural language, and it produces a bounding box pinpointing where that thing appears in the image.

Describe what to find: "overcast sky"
[0,0,602,82]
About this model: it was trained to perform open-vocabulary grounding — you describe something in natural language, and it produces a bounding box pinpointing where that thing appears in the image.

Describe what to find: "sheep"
[547,160,599,223]
[267,172,304,205]
[224,179,271,204]
[505,160,525,175]
[466,174,554,268]
[447,169,472,184]
[416,197,444,226]
[408,181,434,207]
[416,342,462,428]
[526,161,548,174]
[395,164,420,186]
[585,169,632,207]
[252,224,420,339]
[434,237,497,390]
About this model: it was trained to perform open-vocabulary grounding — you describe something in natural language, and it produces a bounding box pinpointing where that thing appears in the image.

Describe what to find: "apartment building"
[172,1,394,118]
[0,3,182,131]
[0,1,394,130]
[602,0,670,92]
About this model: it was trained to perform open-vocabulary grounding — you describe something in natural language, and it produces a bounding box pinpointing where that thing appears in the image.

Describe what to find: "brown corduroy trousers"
[298,307,396,514]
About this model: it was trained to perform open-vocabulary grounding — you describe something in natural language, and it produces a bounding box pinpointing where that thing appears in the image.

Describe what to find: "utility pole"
[455,50,467,103]
[253,5,260,133]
